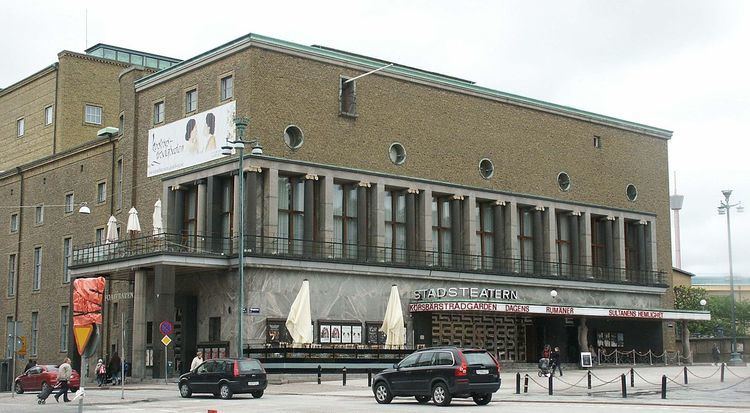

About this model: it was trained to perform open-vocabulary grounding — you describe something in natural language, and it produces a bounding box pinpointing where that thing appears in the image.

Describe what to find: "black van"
[178,358,267,399]
[372,347,501,406]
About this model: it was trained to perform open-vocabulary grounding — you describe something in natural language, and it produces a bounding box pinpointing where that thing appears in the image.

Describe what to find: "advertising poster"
[352,326,362,344]
[331,325,341,343]
[342,325,352,344]
[320,325,331,343]
[147,101,237,177]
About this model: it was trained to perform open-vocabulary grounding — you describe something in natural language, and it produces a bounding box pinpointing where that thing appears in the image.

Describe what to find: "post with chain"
[548,374,553,395]
[721,363,725,383]
[367,369,372,387]
[317,365,322,384]
[515,372,521,394]
[683,366,688,384]
[523,374,529,393]
[630,368,634,387]
[649,350,653,366]
[661,375,667,399]
[621,374,627,398]
[587,370,592,389]
[342,367,347,386]
[615,350,619,365]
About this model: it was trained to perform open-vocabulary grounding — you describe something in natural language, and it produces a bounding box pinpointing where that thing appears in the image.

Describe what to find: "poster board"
[580,352,593,368]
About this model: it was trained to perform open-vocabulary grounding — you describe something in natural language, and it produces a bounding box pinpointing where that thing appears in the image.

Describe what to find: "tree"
[674,286,749,337]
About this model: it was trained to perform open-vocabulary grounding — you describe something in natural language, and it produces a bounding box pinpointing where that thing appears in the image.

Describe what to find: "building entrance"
[428,313,528,362]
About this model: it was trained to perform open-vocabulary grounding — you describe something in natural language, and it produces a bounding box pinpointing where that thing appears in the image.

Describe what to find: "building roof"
[672,267,697,277]
[134,32,673,139]
[84,44,181,70]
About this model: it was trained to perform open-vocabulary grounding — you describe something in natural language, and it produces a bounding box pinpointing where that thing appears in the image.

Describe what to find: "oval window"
[389,142,406,165]
[479,159,494,179]
[557,172,571,192]
[626,184,638,201]
[283,125,304,149]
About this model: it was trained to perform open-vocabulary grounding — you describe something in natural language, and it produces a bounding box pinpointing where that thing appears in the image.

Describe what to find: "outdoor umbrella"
[105,215,118,243]
[380,284,406,348]
[285,279,313,345]
[152,199,163,235]
[126,207,141,235]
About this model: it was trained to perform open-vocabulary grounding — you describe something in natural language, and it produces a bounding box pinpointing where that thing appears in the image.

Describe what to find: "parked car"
[372,347,501,406]
[178,358,267,400]
[14,364,81,394]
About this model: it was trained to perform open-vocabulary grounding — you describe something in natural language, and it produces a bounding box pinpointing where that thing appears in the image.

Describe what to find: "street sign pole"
[10,321,17,399]
[121,312,125,399]
[164,341,168,385]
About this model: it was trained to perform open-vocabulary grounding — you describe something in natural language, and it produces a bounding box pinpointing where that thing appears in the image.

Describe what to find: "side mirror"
[393,363,399,370]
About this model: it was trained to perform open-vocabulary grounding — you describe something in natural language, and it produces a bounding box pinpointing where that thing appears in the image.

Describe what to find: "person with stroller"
[538,344,552,377]
[550,346,563,376]
[54,358,72,403]
[96,359,107,386]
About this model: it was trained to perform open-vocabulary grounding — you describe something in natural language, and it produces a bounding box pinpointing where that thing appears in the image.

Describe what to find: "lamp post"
[717,189,744,365]
[222,117,263,358]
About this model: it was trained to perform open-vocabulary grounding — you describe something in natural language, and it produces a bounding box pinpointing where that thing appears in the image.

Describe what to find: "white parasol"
[380,284,406,347]
[105,215,118,243]
[126,207,141,234]
[152,199,163,235]
[285,279,313,345]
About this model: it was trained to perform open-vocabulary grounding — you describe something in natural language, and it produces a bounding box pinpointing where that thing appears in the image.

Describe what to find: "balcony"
[71,234,667,288]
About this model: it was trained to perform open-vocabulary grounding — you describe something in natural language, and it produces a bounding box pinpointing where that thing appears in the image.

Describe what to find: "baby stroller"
[538,357,551,377]
[37,382,59,404]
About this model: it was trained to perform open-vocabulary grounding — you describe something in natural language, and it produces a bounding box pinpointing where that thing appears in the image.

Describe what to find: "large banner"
[147,101,237,177]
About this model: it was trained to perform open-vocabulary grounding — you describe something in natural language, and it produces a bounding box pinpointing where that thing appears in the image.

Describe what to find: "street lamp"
[222,117,263,358]
[718,189,744,365]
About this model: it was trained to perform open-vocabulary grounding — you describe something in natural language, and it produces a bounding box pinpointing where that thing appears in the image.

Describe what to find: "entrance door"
[175,296,197,374]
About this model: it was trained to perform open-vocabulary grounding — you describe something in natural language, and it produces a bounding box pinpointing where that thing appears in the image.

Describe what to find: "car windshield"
[464,352,495,366]
[238,360,263,373]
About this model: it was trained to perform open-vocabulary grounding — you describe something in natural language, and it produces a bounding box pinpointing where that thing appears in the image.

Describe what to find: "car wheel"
[251,390,264,398]
[14,381,23,394]
[179,382,192,398]
[415,395,430,404]
[432,382,452,406]
[219,383,233,400]
[473,393,492,405]
[373,382,393,404]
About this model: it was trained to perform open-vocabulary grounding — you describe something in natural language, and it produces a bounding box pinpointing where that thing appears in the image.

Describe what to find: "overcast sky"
[3,0,748,279]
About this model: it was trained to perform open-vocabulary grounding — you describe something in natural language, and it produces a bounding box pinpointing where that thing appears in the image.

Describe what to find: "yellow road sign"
[161,335,172,346]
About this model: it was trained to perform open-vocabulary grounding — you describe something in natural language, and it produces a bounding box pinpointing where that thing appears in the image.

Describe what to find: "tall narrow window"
[624,220,642,274]
[556,212,570,274]
[185,89,197,113]
[518,208,534,273]
[45,106,54,126]
[431,197,452,267]
[97,182,107,203]
[220,76,233,101]
[10,213,19,233]
[65,193,74,213]
[33,247,42,291]
[333,184,358,258]
[60,306,69,352]
[84,105,102,124]
[7,254,16,296]
[153,101,165,124]
[278,176,304,254]
[591,217,606,268]
[5,317,13,358]
[183,187,198,248]
[384,190,406,262]
[116,158,123,210]
[475,203,494,269]
[220,178,233,239]
[63,238,72,283]
[95,228,105,245]
[339,77,356,116]
[31,312,39,356]
[17,118,25,137]
[35,205,44,224]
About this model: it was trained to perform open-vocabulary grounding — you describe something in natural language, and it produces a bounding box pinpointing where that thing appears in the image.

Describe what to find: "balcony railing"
[72,233,667,287]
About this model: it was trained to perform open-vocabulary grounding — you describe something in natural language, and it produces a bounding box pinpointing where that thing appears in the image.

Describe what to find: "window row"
[152,75,233,125]
[5,239,73,297]
[14,106,54,138]
[4,308,68,358]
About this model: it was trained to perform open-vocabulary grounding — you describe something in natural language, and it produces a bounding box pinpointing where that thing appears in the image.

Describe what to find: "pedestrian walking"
[54,358,72,403]
[550,346,563,376]
[712,343,721,365]
[108,352,122,385]
[96,359,107,386]
[191,351,204,371]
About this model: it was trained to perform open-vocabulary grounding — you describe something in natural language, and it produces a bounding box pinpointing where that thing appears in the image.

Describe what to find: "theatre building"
[60,33,710,378]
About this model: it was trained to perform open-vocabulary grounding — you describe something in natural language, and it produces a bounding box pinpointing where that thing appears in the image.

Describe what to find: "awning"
[408,301,710,321]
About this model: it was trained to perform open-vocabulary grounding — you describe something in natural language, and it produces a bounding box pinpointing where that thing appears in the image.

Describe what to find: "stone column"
[405,189,418,260]
[450,195,463,268]
[373,182,386,261]
[131,269,147,380]
[638,220,647,271]
[321,175,334,244]
[196,179,207,250]
[569,212,581,279]
[263,168,279,252]
[605,215,615,269]
[682,320,692,364]
[493,201,506,271]
[533,206,544,273]
[357,182,370,260]
[418,188,432,253]
[152,265,175,379]
[581,211,592,267]
[465,195,477,260]
[545,206,558,274]
[232,173,241,248]
[578,317,589,353]
[614,214,626,278]
[649,219,658,271]
[170,185,185,236]
[507,201,520,271]
[303,173,318,257]
[245,167,261,253]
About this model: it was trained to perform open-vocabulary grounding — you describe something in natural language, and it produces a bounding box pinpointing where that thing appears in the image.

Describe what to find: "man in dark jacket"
[108,352,122,385]
[550,347,563,376]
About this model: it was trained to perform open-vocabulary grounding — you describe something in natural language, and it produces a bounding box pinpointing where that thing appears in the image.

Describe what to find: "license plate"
[248,381,259,386]
[476,369,489,375]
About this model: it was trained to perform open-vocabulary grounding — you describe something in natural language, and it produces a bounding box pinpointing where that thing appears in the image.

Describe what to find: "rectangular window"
[475,202,494,269]
[518,208,534,273]
[153,101,165,124]
[431,197,452,267]
[63,237,72,283]
[84,105,102,125]
[277,176,305,254]
[17,118,25,137]
[339,77,356,116]
[384,190,406,262]
[5,317,13,358]
[116,158,123,210]
[10,213,19,233]
[220,179,233,239]
[64,193,74,213]
[182,187,198,248]
[220,76,233,101]
[556,212,571,273]
[209,317,221,342]
[185,89,197,113]
[7,254,16,296]
[593,136,602,148]
[333,184,358,258]
[97,182,106,203]
[31,312,38,356]
[45,106,54,125]
[591,217,606,267]
[35,205,44,224]
[95,228,104,245]
[60,306,69,352]
[33,247,42,290]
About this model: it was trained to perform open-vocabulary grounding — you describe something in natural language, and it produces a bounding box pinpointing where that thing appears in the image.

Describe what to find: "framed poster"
[320,325,331,343]
[342,325,352,344]
[352,326,362,344]
[580,352,593,368]
[331,325,342,343]
[266,318,292,345]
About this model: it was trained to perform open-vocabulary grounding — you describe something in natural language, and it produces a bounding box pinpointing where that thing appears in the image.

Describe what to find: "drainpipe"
[12,167,24,378]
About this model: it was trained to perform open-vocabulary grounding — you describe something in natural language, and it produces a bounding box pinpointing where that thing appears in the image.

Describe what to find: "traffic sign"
[161,335,172,346]
[159,321,173,336]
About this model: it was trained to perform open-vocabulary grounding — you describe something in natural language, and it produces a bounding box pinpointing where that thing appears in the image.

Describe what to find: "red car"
[14,364,80,394]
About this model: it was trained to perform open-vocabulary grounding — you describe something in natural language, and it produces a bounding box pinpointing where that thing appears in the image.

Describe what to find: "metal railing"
[72,233,666,287]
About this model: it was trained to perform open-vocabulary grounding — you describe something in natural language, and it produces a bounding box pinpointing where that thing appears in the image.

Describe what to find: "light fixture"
[550,290,558,299]
[78,202,91,214]
[221,145,233,156]
[699,299,707,307]
[718,207,726,215]
[738,203,745,213]
[250,140,263,155]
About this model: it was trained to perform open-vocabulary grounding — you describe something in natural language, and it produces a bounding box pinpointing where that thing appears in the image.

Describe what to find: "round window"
[626,184,638,201]
[479,158,494,179]
[283,125,304,149]
[557,172,571,192]
[389,142,406,165]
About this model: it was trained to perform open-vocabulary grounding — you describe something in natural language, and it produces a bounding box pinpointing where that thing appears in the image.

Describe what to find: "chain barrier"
[685,366,722,380]
[632,369,663,386]
[665,375,750,392]
[524,374,549,390]
[551,373,589,391]
[589,371,628,388]
[724,365,750,380]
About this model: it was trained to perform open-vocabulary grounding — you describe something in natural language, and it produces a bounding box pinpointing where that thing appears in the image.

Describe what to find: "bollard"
[677,351,681,366]
[367,369,372,387]
[615,350,619,365]
[661,375,667,399]
[621,374,627,398]
[649,350,653,366]
[683,366,688,385]
[317,365,322,385]
[632,350,636,366]
[630,368,634,387]
[343,367,347,386]
[721,363,725,382]
[524,374,529,393]
[587,370,592,389]
[516,372,521,394]
[548,374,553,396]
